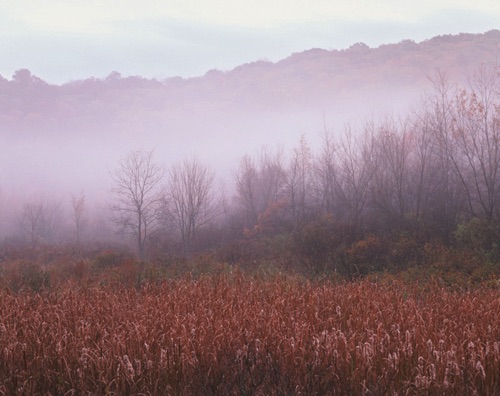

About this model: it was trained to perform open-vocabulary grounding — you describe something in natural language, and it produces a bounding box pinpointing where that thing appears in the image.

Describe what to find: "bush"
[0,260,51,292]
[454,218,500,264]
[93,249,132,270]
[345,235,389,275]
[293,215,356,276]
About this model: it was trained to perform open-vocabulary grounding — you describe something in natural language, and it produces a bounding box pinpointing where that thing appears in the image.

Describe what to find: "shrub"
[345,234,389,275]
[93,249,132,270]
[293,215,356,276]
[0,260,50,292]
[454,218,500,264]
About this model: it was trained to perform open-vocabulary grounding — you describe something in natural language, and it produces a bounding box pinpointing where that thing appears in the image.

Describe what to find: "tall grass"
[0,274,498,394]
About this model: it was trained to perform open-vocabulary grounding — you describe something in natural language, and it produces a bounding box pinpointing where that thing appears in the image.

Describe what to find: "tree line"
[3,66,499,276]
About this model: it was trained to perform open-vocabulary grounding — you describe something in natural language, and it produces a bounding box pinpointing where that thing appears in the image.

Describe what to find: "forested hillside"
[0,30,499,284]
[1,30,498,135]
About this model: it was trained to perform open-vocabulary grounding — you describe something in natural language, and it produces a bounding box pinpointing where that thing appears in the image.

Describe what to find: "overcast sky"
[0,0,499,84]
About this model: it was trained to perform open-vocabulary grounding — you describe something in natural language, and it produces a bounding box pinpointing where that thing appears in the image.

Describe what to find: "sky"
[0,0,499,84]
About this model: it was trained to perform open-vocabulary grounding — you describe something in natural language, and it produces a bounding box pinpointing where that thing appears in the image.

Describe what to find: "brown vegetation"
[1,33,500,394]
[0,273,499,395]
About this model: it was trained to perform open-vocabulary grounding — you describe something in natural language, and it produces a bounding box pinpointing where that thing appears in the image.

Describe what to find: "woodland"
[0,68,499,288]
[0,31,499,286]
[0,31,499,395]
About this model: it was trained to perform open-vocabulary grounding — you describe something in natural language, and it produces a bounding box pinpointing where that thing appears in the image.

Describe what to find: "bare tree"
[235,155,260,227]
[371,116,413,230]
[43,199,63,242]
[426,70,464,235]
[334,124,377,230]
[21,198,63,248]
[166,157,223,255]
[110,149,164,260]
[408,102,439,226]
[234,147,286,228]
[315,128,337,215]
[71,191,86,244]
[21,201,45,248]
[449,66,500,221]
[286,135,313,225]
[258,147,286,213]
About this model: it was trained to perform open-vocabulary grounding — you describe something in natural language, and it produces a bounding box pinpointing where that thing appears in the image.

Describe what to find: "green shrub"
[454,218,500,264]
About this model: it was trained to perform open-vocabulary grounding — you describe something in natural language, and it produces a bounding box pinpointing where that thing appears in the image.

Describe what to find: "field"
[0,273,499,395]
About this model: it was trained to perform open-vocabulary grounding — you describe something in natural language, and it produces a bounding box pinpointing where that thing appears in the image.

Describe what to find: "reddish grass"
[0,273,498,395]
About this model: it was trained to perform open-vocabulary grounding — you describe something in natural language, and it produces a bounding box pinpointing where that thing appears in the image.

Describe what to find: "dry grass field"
[0,273,499,395]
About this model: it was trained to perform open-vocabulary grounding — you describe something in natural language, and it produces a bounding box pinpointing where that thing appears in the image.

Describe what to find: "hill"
[0,30,499,197]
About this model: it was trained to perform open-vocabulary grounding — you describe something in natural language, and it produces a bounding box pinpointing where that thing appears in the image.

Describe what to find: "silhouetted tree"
[110,149,164,260]
[235,147,286,228]
[315,129,337,215]
[334,124,377,231]
[426,70,464,237]
[371,117,413,230]
[286,135,313,226]
[20,198,63,248]
[21,201,45,249]
[166,157,223,256]
[449,66,500,221]
[71,191,87,244]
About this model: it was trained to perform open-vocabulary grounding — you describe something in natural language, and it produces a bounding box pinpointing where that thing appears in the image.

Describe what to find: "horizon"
[1,1,498,84]
[1,29,498,85]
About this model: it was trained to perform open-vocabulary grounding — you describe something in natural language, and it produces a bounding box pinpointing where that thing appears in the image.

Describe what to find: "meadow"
[0,271,498,395]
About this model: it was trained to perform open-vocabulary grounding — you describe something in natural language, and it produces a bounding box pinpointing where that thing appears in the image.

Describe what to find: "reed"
[0,274,498,394]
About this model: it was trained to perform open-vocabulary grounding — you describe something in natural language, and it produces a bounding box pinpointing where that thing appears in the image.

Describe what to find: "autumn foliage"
[1,35,500,395]
[0,274,499,394]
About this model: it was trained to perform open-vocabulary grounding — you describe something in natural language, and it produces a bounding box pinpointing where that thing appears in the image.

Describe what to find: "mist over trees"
[1,32,499,202]
[122,65,499,274]
[0,32,499,280]
[1,30,499,396]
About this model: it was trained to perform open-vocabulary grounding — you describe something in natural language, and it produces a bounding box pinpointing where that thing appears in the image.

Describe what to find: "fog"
[0,98,410,242]
[1,30,498,244]
[0,88,410,198]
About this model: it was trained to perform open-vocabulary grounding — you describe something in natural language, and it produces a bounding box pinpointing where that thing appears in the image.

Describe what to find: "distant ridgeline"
[0,30,498,135]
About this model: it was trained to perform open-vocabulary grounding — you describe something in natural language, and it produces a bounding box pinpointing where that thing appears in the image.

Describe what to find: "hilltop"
[0,30,498,195]
[1,30,498,133]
